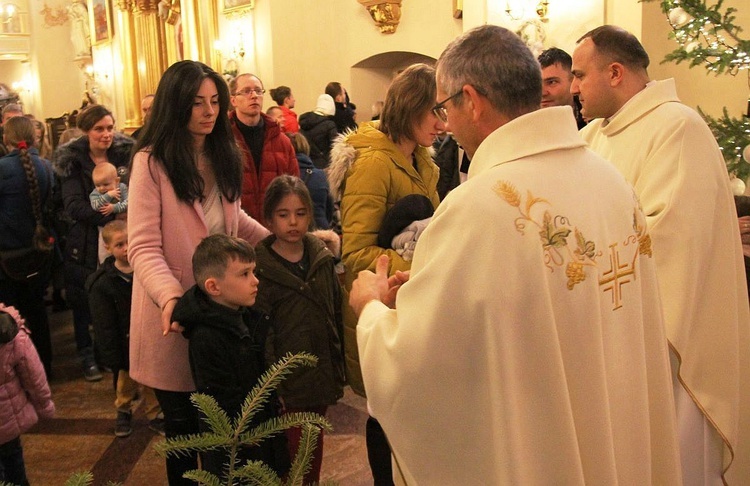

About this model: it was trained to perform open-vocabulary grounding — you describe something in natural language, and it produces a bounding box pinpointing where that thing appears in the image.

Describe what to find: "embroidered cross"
[599,243,634,311]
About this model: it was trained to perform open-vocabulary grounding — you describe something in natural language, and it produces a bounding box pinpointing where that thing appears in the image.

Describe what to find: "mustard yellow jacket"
[328,122,439,396]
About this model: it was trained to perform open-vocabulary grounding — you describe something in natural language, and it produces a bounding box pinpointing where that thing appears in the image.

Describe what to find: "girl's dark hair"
[76,104,114,131]
[131,60,242,203]
[269,86,291,106]
[380,63,437,144]
[4,116,53,251]
[262,175,314,230]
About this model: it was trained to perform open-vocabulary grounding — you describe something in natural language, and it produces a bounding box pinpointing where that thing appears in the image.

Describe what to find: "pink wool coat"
[128,152,270,392]
[0,304,55,444]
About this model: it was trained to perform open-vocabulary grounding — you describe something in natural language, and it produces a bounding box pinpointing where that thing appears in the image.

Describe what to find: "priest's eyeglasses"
[234,88,266,97]
[432,90,462,123]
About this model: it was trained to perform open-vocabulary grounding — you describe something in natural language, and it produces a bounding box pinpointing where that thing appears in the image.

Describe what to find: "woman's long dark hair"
[131,60,242,203]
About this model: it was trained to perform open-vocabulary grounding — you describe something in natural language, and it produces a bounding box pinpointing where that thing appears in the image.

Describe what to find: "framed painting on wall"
[87,0,112,45]
[223,0,255,15]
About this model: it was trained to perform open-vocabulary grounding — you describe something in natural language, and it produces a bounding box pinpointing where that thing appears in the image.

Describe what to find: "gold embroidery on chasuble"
[599,244,635,310]
[494,181,653,311]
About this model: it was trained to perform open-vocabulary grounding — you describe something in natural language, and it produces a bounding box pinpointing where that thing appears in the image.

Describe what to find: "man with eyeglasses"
[228,73,298,224]
[349,25,681,484]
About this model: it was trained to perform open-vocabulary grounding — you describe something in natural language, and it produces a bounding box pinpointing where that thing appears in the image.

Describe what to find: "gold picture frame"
[87,0,113,45]
[222,0,255,14]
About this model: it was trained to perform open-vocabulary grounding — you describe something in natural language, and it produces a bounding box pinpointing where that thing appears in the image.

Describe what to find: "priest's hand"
[350,255,391,317]
[385,269,409,308]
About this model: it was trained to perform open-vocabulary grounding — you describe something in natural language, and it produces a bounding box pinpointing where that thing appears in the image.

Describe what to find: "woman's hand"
[161,298,183,335]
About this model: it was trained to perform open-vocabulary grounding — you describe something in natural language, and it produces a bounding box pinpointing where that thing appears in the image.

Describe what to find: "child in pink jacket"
[0,303,55,485]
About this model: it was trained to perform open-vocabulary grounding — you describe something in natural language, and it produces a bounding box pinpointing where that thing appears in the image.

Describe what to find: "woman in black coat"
[53,105,134,381]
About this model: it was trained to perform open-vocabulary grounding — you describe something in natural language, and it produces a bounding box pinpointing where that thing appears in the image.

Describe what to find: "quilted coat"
[229,111,298,224]
[327,121,439,396]
[0,304,55,444]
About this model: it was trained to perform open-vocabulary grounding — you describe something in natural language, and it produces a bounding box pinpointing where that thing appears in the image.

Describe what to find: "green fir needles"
[155,352,333,486]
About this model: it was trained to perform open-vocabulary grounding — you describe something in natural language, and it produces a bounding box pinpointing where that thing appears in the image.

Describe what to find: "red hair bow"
[17,141,27,150]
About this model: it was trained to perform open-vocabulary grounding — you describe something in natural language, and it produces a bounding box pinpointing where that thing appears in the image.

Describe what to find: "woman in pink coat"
[0,303,55,485]
[128,60,269,485]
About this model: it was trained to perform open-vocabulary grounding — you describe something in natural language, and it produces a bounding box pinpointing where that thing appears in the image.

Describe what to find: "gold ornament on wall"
[39,2,69,27]
[223,0,253,15]
[357,0,402,34]
[157,0,180,25]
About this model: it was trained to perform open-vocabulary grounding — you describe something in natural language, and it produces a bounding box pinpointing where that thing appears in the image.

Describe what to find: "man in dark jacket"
[228,73,298,224]
[325,82,357,134]
[299,94,338,169]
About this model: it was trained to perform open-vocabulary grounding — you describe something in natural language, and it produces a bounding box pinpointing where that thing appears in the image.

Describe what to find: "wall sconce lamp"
[11,78,30,95]
[536,0,549,21]
[234,32,246,60]
[505,0,549,23]
[215,32,246,61]
[0,2,17,24]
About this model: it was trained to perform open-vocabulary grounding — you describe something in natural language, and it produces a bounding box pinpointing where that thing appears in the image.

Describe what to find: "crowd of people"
[1,22,749,486]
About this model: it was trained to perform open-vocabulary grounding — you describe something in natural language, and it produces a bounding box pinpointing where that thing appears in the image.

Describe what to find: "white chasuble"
[357,107,682,485]
[583,79,750,484]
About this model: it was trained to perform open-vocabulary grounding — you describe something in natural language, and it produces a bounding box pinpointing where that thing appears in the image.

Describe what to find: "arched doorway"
[351,51,436,121]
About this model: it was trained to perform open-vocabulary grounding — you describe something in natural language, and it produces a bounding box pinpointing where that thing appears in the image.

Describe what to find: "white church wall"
[27,0,88,120]
[258,0,462,120]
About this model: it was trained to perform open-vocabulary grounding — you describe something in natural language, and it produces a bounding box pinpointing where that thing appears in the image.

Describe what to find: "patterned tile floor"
[23,307,373,485]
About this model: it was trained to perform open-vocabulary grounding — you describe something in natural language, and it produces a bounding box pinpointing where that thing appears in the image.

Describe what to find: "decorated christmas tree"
[646,0,750,181]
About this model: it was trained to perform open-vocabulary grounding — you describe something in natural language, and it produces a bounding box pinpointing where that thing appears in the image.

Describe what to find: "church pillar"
[181,0,220,72]
[132,0,168,101]
[114,0,140,129]
[159,0,183,65]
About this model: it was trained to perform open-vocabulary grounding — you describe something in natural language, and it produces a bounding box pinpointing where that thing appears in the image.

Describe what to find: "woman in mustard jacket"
[326,63,443,484]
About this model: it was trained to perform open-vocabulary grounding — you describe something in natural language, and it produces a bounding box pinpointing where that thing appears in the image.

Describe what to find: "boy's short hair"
[192,234,256,292]
[102,220,127,244]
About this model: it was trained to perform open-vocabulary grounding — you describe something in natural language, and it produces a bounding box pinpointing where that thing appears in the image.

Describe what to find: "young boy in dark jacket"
[86,220,163,437]
[172,233,289,479]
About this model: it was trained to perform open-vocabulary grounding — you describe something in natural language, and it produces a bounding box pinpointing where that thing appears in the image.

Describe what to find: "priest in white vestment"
[350,25,682,485]
[573,25,750,485]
